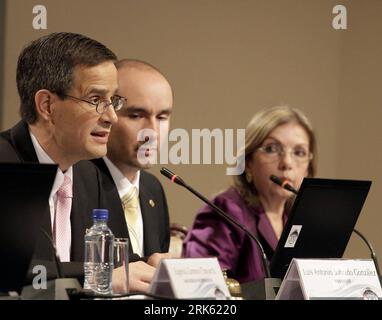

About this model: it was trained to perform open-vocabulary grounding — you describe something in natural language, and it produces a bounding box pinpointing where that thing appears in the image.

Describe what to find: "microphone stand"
[21,229,82,300]
[161,167,281,300]
[39,228,64,279]
[352,229,382,284]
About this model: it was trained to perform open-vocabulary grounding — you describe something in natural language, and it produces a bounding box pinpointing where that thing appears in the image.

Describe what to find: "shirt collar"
[103,156,140,198]
[30,131,55,165]
[30,131,73,196]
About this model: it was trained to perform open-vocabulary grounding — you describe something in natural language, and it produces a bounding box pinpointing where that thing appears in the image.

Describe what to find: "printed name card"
[149,258,231,299]
[277,258,382,300]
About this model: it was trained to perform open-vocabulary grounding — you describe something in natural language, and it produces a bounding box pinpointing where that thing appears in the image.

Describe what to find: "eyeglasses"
[257,143,313,164]
[63,94,127,114]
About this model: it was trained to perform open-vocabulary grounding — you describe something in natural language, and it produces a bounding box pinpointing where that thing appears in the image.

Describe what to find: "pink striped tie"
[54,175,72,262]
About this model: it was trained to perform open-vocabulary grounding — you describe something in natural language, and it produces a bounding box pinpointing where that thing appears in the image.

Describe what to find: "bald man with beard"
[93,59,173,292]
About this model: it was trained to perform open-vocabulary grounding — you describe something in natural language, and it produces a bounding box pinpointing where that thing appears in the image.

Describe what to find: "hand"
[112,265,128,294]
[147,252,172,268]
[128,261,155,293]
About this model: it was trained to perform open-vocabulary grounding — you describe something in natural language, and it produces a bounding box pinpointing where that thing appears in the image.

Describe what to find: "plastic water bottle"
[83,209,114,295]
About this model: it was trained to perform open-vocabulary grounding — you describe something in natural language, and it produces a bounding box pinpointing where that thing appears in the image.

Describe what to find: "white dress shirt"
[30,132,73,261]
[103,157,144,256]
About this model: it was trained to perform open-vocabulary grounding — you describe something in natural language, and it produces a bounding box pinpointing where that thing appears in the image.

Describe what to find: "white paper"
[277,258,382,300]
[149,258,231,299]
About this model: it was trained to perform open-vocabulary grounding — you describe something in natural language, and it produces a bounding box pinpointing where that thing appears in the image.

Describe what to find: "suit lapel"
[32,204,54,260]
[92,158,131,251]
[70,165,88,261]
[10,121,39,163]
[139,179,161,255]
[9,121,53,259]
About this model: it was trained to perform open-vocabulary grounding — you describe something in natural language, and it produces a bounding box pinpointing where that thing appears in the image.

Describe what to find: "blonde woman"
[183,106,317,283]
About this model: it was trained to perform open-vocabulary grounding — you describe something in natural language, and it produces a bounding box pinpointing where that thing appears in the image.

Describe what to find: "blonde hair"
[233,106,317,208]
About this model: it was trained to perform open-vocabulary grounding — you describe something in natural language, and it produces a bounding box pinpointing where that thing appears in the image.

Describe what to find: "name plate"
[149,258,231,299]
[277,258,382,300]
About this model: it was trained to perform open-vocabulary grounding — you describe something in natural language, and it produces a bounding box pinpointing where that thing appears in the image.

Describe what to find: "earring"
[245,171,252,183]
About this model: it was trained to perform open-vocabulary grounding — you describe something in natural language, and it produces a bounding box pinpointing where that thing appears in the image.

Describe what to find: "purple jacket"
[183,187,288,284]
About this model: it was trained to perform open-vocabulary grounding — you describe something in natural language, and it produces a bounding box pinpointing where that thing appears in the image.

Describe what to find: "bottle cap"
[92,209,109,220]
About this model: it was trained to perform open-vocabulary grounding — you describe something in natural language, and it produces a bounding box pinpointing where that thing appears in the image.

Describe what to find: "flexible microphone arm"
[161,167,271,278]
[269,174,382,278]
[352,229,381,277]
[39,228,64,279]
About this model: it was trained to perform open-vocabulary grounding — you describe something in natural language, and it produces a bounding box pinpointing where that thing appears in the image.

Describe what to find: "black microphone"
[160,167,271,278]
[270,175,298,195]
[269,174,382,279]
[161,167,186,186]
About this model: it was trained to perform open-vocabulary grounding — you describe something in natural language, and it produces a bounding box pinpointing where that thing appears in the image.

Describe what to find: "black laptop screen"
[269,177,371,279]
[0,163,56,293]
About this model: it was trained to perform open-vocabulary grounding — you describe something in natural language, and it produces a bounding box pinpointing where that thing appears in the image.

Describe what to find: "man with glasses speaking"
[0,32,126,287]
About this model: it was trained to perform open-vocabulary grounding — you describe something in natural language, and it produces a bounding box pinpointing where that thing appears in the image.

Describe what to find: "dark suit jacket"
[0,121,126,282]
[92,158,170,259]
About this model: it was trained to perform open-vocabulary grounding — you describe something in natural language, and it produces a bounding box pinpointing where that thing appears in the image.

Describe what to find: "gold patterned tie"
[121,186,140,255]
